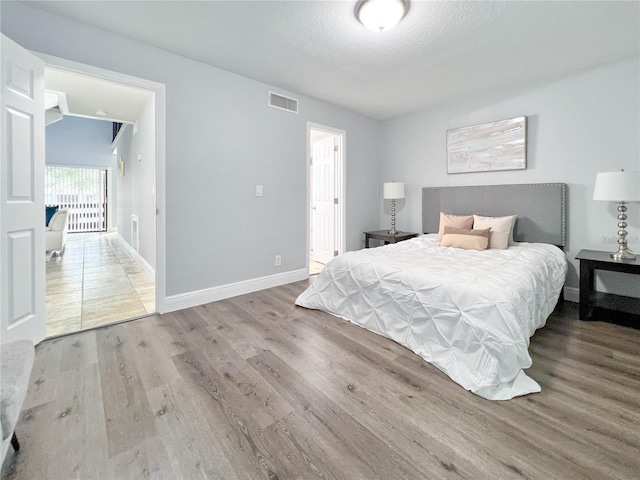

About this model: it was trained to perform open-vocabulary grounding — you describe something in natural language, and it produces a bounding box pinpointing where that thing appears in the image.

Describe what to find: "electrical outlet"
[275,255,281,266]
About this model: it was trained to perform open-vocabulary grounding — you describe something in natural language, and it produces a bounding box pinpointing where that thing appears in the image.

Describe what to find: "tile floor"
[46,232,155,337]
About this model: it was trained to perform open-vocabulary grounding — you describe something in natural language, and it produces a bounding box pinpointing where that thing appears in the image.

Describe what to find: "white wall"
[379,57,640,297]
[114,98,156,269]
[1,3,380,299]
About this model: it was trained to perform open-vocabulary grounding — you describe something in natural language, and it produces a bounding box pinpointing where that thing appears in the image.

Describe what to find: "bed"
[296,183,568,400]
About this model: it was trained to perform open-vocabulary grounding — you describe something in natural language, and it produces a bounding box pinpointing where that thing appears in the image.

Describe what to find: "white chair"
[45,209,69,253]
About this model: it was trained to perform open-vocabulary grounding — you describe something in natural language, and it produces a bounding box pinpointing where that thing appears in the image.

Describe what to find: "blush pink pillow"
[440,226,491,250]
[437,212,474,243]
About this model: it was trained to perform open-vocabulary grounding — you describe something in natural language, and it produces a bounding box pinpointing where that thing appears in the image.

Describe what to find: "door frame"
[34,52,168,313]
[306,122,346,274]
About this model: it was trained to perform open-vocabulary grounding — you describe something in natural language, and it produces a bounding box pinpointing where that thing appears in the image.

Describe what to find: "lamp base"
[611,247,636,261]
[609,201,636,261]
[388,199,398,236]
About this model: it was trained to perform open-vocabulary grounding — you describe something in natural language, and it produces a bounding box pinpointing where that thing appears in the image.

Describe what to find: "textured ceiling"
[22,1,640,120]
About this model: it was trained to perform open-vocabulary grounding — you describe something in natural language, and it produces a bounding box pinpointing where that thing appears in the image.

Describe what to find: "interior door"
[311,134,335,264]
[1,35,47,345]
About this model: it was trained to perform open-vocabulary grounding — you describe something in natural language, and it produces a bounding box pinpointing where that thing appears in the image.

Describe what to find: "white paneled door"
[311,135,336,265]
[1,35,47,345]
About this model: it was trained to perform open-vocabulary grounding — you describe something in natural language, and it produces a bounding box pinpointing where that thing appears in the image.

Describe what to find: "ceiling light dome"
[357,0,406,32]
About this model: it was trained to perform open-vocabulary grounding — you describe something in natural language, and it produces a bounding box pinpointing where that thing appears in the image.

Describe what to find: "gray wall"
[2,3,380,297]
[7,2,636,302]
[379,57,640,297]
[46,115,114,168]
[114,98,156,269]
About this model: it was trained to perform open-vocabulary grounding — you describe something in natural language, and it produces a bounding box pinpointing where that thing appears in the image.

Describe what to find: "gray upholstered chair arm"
[1,340,35,464]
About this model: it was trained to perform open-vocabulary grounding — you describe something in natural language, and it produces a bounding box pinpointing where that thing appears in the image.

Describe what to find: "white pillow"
[473,215,517,249]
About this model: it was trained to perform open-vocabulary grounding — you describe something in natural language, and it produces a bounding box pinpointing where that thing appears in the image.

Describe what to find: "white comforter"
[295,234,567,400]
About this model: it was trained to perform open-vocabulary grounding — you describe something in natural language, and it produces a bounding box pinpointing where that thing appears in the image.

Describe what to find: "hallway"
[46,233,155,337]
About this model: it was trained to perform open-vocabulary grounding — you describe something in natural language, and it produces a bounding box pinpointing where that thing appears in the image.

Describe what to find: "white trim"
[564,286,579,303]
[307,122,346,275]
[130,215,140,252]
[106,166,115,232]
[63,111,134,125]
[117,233,155,278]
[164,268,308,313]
[34,51,168,314]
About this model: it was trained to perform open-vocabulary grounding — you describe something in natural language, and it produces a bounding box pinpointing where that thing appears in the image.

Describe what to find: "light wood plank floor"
[46,233,155,337]
[3,280,639,479]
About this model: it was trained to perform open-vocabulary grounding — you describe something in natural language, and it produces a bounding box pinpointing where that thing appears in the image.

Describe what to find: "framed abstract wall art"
[446,116,527,174]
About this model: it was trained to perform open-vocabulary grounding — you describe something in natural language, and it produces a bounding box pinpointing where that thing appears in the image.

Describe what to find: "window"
[45,166,108,232]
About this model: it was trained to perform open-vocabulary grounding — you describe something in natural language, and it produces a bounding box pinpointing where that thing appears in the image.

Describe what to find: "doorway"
[39,55,165,337]
[308,124,345,275]
[1,36,166,344]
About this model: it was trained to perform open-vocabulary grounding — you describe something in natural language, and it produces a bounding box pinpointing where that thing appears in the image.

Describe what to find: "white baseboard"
[163,274,579,314]
[117,233,155,278]
[564,286,579,303]
[164,268,309,313]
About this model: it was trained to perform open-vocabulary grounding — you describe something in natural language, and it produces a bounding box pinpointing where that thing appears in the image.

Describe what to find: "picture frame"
[446,116,527,174]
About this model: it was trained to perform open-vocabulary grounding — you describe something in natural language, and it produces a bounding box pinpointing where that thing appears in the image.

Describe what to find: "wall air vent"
[268,91,298,113]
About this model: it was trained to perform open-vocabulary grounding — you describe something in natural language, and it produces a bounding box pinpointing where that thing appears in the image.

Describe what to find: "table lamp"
[383,181,405,235]
[593,169,640,260]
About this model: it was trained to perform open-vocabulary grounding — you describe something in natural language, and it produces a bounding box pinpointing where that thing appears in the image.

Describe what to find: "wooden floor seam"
[3,280,639,479]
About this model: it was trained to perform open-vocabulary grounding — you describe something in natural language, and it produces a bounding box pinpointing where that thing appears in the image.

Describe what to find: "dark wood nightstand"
[364,230,418,248]
[576,249,640,328]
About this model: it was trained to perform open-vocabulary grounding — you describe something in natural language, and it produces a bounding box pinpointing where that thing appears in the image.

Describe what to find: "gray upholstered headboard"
[422,183,566,247]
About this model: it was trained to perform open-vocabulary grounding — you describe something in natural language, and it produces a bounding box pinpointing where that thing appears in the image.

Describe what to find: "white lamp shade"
[358,0,406,32]
[383,182,405,199]
[593,171,640,202]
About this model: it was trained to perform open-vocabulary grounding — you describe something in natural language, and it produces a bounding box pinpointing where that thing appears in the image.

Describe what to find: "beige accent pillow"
[437,212,474,243]
[473,215,517,249]
[440,227,491,251]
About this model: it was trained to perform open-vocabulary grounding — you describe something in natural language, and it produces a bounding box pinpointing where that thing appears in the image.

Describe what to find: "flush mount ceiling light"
[357,0,407,32]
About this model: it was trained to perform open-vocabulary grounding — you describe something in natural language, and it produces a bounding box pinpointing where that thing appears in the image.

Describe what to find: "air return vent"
[268,91,298,113]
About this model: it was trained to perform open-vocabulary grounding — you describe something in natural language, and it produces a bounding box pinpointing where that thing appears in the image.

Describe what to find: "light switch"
[256,185,263,197]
